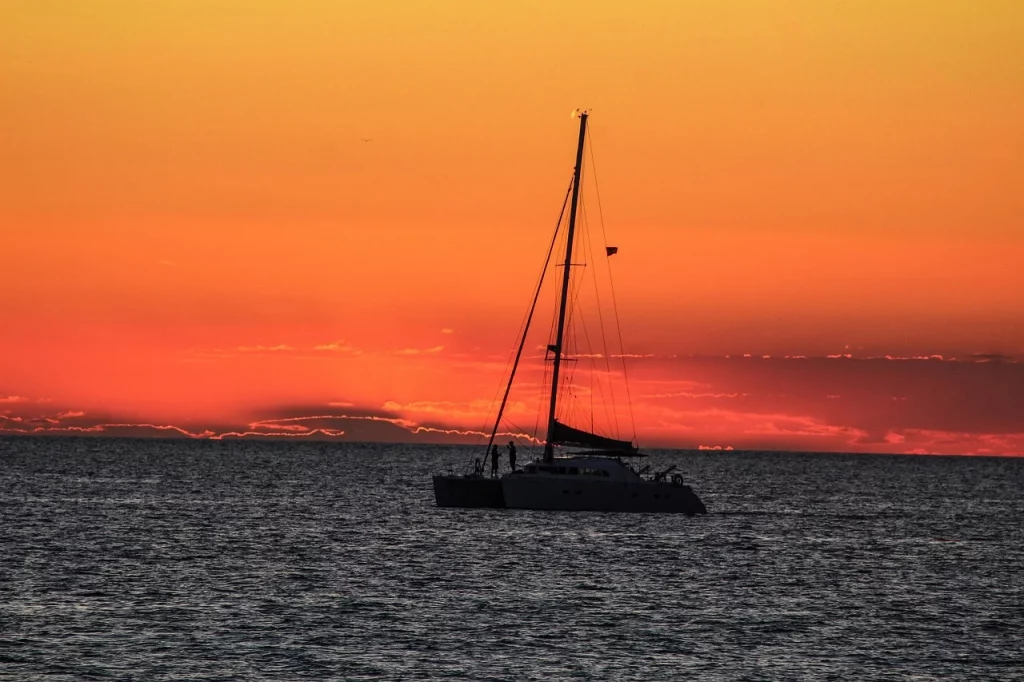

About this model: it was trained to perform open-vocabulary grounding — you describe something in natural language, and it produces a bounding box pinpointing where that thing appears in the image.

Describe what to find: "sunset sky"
[2,1,1022,454]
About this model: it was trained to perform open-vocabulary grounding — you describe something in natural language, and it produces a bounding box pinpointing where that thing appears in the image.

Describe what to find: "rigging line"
[576,152,615,436]
[544,196,569,360]
[589,312,595,427]
[587,125,639,443]
[562,292,577,423]
[574,288,614,438]
[575,301,603,434]
[576,210,595,430]
[474,189,568,450]
[535,181,573,447]
[561,164,593,419]
[530,363,545,447]
[586,126,612,264]
[590,364,594,433]
[563,252,612,434]
[482,177,574,462]
[579,196,620,437]
[562,255,587,421]
[532,355,548,447]
[542,262,563,427]
[475,222,557,452]
[557,251,576,421]
[539,236,564,433]
[568,220,616,437]
[571,222,613,437]
[476,329,523,447]
[500,416,534,444]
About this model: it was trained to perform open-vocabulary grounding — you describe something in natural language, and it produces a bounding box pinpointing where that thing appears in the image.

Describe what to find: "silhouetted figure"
[473,458,483,475]
[507,441,517,471]
[490,445,501,477]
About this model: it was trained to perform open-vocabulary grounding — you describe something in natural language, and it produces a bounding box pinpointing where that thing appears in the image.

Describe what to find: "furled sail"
[550,420,636,452]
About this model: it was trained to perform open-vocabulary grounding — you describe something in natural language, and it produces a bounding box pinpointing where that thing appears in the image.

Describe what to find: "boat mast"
[544,110,588,462]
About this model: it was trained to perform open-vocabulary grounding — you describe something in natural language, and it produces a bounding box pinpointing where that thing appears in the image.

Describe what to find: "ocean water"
[1,437,1021,681]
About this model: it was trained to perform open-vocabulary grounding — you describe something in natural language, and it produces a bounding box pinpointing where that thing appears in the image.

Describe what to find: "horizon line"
[1,432,1020,459]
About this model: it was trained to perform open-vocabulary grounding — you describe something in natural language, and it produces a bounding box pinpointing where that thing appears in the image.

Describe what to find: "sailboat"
[432,111,706,515]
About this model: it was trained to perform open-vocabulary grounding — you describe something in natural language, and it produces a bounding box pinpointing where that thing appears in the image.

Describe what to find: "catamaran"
[433,111,706,515]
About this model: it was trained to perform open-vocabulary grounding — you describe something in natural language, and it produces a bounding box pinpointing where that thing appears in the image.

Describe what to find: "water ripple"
[1,438,1022,680]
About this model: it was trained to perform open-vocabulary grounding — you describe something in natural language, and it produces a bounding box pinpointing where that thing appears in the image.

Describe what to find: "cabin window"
[556,467,566,475]
[568,467,579,475]
[601,470,610,477]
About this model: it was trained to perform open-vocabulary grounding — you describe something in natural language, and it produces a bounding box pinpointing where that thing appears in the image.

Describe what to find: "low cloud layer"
[2,355,1022,455]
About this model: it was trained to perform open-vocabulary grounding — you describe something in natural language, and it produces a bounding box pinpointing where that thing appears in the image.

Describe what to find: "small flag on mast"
[606,246,618,256]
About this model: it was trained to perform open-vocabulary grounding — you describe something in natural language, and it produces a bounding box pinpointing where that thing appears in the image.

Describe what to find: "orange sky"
[2,1,1022,454]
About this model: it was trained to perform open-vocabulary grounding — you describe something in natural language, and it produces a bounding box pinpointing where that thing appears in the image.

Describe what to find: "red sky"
[2,1,1022,455]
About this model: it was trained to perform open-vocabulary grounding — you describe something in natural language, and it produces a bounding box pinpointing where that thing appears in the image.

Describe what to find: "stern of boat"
[432,474,506,508]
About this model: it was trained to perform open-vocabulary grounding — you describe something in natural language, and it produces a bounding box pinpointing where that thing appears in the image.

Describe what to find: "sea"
[1,437,1021,681]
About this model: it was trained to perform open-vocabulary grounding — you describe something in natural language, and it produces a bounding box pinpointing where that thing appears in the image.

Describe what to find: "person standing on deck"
[490,445,501,477]
[507,441,517,472]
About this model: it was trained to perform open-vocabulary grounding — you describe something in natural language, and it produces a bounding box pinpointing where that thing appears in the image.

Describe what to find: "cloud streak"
[313,341,362,354]
[394,346,445,356]
[3,352,1022,455]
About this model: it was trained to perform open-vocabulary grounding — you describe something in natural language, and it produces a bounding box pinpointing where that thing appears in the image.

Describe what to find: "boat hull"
[501,476,706,515]
[432,475,506,508]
